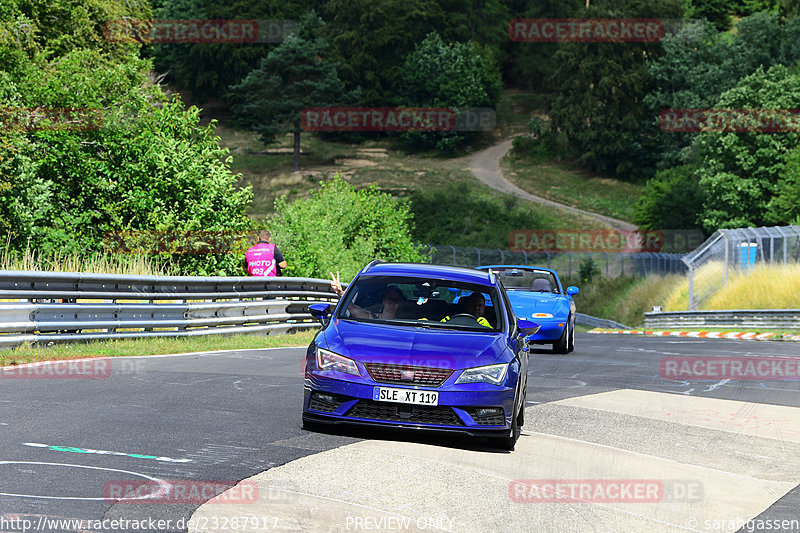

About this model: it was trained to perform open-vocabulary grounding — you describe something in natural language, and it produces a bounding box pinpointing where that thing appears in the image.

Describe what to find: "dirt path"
[467,139,638,231]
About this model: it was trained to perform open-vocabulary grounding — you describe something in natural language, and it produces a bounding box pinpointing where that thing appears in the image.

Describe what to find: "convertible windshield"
[491,268,560,293]
[336,276,502,331]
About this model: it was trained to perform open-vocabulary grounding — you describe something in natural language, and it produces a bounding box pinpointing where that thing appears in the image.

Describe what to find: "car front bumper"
[302,374,517,432]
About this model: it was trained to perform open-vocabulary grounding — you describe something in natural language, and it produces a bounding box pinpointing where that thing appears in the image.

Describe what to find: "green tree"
[322,0,448,105]
[0,3,254,275]
[267,175,426,280]
[768,144,800,224]
[633,165,705,230]
[147,0,320,102]
[548,0,684,181]
[229,19,348,170]
[398,32,502,151]
[684,0,731,30]
[694,65,800,230]
[645,13,800,170]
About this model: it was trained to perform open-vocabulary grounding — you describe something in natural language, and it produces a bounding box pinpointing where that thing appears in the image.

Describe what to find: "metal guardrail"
[575,313,631,330]
[644,310,800,329]
[0,271,337,348]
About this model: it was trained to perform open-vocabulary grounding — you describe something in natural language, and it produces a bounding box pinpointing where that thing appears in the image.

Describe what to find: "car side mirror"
[517,318,540,337]
[566,286,579,296]
[309,303,331,325]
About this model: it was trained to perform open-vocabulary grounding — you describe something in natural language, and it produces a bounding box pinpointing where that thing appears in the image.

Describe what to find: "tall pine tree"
[229,18,347,170]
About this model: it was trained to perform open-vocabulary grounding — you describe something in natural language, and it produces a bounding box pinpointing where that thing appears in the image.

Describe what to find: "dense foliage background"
[3,0,800,276]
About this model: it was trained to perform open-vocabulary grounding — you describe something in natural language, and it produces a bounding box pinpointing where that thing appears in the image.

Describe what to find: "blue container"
[739,243,757,269]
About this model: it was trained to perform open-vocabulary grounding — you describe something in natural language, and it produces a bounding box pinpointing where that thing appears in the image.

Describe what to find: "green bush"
[267,175,427,281]
[578,256,601,284]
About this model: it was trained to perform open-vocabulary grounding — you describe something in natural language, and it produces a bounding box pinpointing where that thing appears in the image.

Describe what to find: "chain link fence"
[681,225,800,310]
[420,245,687,279]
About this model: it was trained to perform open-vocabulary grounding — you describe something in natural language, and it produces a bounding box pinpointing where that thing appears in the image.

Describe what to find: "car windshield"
[336,275,503,331]
[490,268,560,293]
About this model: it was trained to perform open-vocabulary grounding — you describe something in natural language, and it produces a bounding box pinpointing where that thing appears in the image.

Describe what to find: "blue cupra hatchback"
[303,261,540,450]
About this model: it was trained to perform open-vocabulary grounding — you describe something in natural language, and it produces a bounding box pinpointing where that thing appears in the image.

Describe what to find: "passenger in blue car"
[330,271,404,320]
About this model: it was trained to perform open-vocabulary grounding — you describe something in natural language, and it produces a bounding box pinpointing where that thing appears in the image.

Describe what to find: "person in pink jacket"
[245,230,287,276]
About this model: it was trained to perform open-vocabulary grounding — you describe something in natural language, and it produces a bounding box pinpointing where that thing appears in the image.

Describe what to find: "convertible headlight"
[455,363,509,385]
[316,348,360,376]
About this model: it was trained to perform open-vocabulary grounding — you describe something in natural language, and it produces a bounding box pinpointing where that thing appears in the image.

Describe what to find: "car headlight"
[316,348,360,376]
[455,363,509,385]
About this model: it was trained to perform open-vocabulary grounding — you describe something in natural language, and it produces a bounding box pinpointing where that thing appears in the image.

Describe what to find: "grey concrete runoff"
[190,390,800,532]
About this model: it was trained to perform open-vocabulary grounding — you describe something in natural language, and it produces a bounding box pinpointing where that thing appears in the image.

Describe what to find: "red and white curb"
[590,329,800,342]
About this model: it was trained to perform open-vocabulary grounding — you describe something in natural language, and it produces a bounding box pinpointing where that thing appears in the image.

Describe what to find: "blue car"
[304,261,540,450]
[477,266,578,354]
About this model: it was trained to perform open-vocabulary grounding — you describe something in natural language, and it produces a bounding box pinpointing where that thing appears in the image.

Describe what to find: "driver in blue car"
[441,291,491,328]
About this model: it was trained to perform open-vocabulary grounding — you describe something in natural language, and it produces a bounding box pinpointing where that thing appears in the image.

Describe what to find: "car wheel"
[517,387,526,427]
[495,388,521,451]
[567,319,575,353]
[552,323,569,354]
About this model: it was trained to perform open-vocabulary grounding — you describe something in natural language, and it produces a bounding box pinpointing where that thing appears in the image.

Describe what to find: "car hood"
[507,291,571,319]
[322,319,506,370]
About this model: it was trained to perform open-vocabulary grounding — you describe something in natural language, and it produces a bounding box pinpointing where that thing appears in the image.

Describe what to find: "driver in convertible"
[441,291,491,328]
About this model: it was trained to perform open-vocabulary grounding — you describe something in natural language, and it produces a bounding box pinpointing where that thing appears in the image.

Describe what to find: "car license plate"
[373,387,438,406]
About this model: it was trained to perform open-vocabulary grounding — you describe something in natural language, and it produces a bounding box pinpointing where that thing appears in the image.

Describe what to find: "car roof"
[360,262,496,286]
[477,265,560,277]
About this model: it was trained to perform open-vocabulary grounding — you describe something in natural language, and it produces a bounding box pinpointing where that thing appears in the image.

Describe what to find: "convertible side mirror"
[566,286,579,296]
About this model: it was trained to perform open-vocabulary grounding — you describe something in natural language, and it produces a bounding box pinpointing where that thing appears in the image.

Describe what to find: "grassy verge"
[0,330,318,366]
[569,275,684,327]
[1,242,168,275]
[501,155,643,222]
[664,263,800,311]
[573,263,800,326]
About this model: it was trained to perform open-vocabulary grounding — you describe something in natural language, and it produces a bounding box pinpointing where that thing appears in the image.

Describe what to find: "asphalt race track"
[2,335,800,533]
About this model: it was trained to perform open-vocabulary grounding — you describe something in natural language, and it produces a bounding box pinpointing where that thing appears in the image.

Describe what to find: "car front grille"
[346,400,464,426]
[364,363,453,387]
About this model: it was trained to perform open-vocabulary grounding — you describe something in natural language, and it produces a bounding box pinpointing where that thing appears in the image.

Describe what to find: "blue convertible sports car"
[304,261,540,450]
[478,266,578,354]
